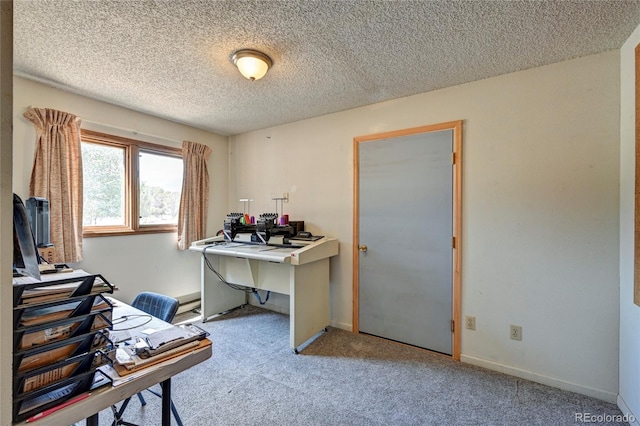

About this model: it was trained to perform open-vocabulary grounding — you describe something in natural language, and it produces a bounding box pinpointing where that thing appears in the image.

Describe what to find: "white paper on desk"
[15,270,106,290]
[13,269,89,285]
[116,347,135,365]
[146,327,187,349]
[99,349,194,387]
[109,329,132,343]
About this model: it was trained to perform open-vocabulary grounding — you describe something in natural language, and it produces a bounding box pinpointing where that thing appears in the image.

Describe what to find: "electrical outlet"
[510,325,522,341]
[465,316,476,330]
[283,192,289,203]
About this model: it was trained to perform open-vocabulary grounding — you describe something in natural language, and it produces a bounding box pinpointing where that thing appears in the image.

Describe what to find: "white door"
[357,129,454,354]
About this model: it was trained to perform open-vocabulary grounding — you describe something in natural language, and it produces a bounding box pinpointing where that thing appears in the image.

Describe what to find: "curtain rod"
[25,106,183,145]
[81,119,183,145]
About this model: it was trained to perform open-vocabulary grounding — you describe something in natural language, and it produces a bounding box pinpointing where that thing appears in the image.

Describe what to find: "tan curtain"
[177,140,212,250]
[24,107,83,263]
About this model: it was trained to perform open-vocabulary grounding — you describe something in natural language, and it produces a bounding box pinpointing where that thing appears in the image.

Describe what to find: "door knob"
[358,245,368,252]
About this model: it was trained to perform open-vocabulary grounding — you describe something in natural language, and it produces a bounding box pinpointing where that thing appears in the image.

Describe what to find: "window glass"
[139,151,183,225]
[82,142,125,226]
[80,130,183,236]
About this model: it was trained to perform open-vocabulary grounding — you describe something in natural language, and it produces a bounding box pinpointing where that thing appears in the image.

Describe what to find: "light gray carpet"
[94,305,628,426]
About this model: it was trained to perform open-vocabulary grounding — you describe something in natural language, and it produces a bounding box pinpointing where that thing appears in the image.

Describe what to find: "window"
[81,130,183,236]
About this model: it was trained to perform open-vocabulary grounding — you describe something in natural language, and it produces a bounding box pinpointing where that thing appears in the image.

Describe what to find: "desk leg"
[200,254,246,321]
[86,413,98,426]
[290,259,330,351]
[161,378,171,426]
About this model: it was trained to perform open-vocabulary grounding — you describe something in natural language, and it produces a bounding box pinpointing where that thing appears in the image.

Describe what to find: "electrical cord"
[201,245,271,305]
[111,314,153,330]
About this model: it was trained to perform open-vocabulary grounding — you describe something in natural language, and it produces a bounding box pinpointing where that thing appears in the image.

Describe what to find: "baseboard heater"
[176,292,200,315]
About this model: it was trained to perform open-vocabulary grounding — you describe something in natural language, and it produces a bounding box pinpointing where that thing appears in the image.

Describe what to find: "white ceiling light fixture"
[231,49,273,81]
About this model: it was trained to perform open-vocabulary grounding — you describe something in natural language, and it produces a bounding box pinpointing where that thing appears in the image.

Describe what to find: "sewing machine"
[222,212,296,245]
[222,212,256,242]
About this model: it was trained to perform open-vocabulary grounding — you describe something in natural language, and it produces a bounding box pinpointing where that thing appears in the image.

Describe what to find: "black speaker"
[288,221,304,235]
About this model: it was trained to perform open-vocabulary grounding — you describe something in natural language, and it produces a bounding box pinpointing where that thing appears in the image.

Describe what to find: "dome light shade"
[232,49,272,81]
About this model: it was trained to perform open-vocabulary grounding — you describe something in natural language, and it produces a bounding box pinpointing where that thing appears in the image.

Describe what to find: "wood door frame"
[352,120,463,360]
[634,42,640,306]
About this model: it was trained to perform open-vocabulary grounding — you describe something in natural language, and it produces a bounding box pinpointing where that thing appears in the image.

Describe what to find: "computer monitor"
[13,193,41,280]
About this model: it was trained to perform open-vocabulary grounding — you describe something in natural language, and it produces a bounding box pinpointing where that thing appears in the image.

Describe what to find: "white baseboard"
[617,394,640,425]
[176,300,200,315]
[177,292,200,305]
[461,354,617,404]
[176,292,201,315]
[330,319,352,331]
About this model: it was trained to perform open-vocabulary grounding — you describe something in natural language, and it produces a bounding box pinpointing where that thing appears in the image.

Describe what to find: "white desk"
[190,237,339,352]
[15,299,212,426]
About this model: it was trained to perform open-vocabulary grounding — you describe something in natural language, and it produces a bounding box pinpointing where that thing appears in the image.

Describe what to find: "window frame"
[81,129,182,237]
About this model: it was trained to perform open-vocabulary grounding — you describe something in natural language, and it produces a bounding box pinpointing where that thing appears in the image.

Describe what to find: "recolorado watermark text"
[575,412,635,423]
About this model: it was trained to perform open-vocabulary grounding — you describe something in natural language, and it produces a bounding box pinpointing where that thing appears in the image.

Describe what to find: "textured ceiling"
[13,0,640,136]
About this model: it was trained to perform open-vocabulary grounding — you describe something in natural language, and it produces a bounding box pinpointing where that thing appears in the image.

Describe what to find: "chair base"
[110,396,139,426]
[110,387,183,426]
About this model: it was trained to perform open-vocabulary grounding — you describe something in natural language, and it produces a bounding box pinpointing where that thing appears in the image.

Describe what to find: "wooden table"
[15,298,212,426]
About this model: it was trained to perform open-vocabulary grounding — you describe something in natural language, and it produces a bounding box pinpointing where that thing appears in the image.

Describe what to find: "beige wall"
[618,22,640,424]
[2,48,623,424]
[12,76,229,305]
[230,51,621,401]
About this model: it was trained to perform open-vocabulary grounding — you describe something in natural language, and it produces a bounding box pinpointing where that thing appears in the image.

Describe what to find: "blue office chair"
[111,292,182,426]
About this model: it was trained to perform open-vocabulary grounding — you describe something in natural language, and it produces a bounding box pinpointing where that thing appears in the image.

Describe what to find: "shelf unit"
[12,272,115,423]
